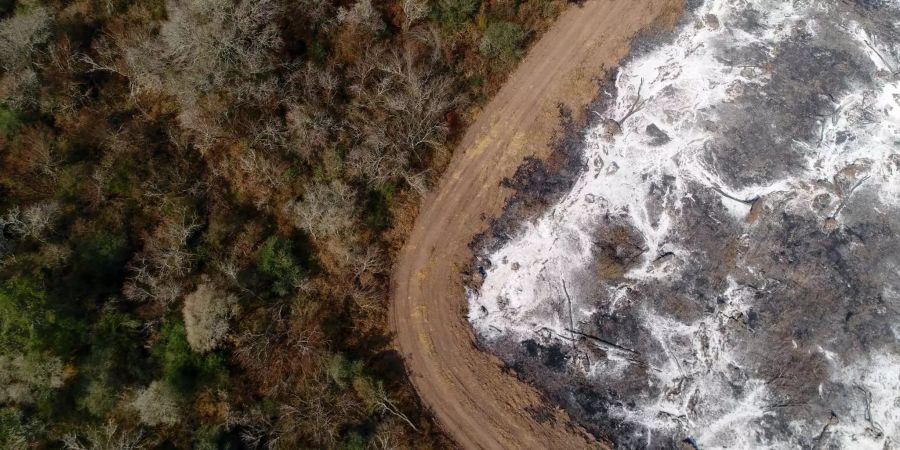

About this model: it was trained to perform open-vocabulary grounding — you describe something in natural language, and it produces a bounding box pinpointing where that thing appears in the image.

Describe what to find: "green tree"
[0,276,84,353]
[153,322,225,395]
[71,231,131,291]
[256,236,303,297]
[0,351,64,405]
[434,0,479,30]
[0,407,39,448]
[0,106,19,136]
[479,21,527,63]
[0,276,46,350]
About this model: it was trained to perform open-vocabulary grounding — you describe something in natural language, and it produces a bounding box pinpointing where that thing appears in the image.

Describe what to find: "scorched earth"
[469,0,900,448]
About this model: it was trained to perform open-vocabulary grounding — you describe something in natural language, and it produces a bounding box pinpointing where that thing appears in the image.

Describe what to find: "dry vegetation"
[0,0,572,447]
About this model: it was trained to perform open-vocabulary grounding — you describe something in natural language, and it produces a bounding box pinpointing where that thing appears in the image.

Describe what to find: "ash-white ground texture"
[468,1,900,448]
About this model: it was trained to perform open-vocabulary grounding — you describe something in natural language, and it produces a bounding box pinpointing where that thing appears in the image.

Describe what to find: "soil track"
[390,1,682,448]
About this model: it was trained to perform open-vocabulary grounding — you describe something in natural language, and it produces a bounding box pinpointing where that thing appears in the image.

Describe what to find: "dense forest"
[0,0,569,447]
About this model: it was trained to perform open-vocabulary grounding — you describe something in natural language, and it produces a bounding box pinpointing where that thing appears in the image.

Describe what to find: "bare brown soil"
[390,1,683,448]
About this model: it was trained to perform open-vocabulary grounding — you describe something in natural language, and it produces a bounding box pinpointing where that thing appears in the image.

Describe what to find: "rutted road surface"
[390,1,682,448]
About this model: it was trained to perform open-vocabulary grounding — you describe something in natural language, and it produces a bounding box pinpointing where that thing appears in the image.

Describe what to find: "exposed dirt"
[389,1,683,448]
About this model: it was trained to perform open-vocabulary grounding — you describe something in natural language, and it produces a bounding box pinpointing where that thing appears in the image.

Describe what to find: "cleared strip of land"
[390,1,682,448]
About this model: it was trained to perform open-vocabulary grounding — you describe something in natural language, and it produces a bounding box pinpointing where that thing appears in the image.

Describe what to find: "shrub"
[72,231,131,286]
[77,379,117,418]
[154,322,226,394]
[434,0,479,30]
[256,237,303,297]
[0,276,84,353]
[479,21,527,63]
[0,106,20,136]
[0,352,65,405]
[364,183,395,231]
[0,407,35,448]
[0,276,47,350]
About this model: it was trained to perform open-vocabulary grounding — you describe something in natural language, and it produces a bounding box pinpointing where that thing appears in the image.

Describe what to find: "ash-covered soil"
[468,0,900,448]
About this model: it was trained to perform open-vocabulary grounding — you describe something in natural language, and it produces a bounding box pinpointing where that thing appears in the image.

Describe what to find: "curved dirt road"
[391,1,682,448]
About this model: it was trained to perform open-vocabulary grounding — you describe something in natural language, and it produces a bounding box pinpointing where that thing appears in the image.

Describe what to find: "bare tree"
[285,180,357,241]
[20,126,60,179]
[0,201,59,244]
[120,0,285,149]
[345,146,409,189]
[401,0,429,31]
[276,385,363,448]
[286,103,336,161]
[351,245,384,284]
[182,280,239,353]
[236,148,286,192]
[338,0,384,34]
[158,0,283,94]
[63,421,148,450]
[123,212,200,306]
[0,7,52,72]
[0,7,53,108]
[20,201,60,240]
[129,381,180,427]
[345,47,460,193]
[0,67,39,108]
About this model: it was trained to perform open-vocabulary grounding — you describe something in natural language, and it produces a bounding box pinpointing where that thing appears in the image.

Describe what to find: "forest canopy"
[0,0,570,447]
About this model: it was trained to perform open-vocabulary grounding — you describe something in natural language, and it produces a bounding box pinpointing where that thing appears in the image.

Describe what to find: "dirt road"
[390,1,682,448]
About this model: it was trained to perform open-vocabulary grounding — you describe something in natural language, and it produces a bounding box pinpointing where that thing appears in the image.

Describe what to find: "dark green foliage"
[0,106,19,136]
[341,432,367,450]
[53,164,92,203]
[74,308,147,416]
[0,276,45,350]
[76,377,117,417]
[434,0,480,30]
[328,353,363,389]
[309,41,329,64]
[257,236,304,297]
[479,21,528,62]
[328,353,386,413]
[0,407,35,447]
[71,231,131,286]
[0,276,83,353]
[153,322,226,395]
[193,424,225,450]
[364,183,395,231]
[0,0,14,18]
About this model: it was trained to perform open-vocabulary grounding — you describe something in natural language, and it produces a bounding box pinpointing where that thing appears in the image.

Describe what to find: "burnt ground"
[468,0,900,448]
